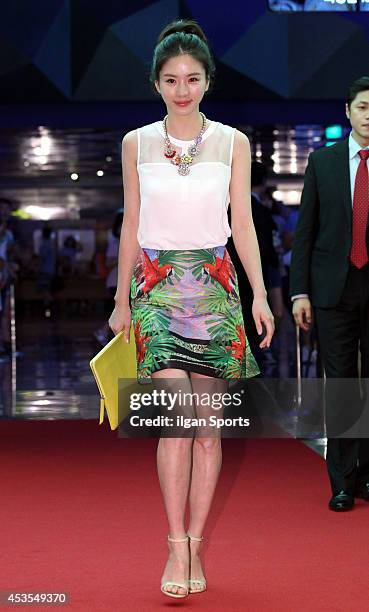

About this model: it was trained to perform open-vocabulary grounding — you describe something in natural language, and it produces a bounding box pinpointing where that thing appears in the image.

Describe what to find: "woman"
[109,19,274,599]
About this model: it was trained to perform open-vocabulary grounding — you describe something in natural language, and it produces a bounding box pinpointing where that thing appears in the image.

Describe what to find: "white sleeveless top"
[136,120,235,249]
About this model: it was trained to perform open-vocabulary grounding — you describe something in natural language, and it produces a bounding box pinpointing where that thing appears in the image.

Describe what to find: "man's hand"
[292,297,312,331]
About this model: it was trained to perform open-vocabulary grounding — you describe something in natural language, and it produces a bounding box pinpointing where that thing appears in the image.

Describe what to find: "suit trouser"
[314,264,369,495]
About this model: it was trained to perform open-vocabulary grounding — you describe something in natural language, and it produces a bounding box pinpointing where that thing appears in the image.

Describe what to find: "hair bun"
[157,19,208,45]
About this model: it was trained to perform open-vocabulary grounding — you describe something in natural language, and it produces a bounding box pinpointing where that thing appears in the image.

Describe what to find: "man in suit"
[290,76,369,511]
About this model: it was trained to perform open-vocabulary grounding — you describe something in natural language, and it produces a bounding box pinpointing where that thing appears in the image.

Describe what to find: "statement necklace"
[163,112,207,176]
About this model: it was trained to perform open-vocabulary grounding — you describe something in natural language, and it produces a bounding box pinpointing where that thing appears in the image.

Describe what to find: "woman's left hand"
[252,296,275,349]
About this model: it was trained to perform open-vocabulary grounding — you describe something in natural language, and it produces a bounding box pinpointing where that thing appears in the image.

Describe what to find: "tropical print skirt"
[130,246,260,383]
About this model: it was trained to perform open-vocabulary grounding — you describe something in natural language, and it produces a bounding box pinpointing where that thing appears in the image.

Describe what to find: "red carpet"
[0,419,368,612]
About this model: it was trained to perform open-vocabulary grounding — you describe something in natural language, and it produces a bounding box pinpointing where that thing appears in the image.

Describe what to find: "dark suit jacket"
[289,139,369,308]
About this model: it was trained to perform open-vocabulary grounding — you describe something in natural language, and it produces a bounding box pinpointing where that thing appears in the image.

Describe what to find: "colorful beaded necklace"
[163,112,207,176]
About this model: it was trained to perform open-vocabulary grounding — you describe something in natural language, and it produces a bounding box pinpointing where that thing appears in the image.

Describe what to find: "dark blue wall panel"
[1,1,368,125]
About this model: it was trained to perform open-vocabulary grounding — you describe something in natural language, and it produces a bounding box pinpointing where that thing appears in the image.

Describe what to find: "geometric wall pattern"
[1,0,369,103]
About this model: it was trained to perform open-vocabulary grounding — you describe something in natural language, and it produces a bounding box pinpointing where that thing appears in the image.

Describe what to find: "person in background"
[36,225,57,318]
[59,235,81,277]
[0,255,6,362]
[262,186,286,326]
[94,210,123,345]
[0,257,5,311]
[282,206,300,315]
[264,191,297,375]
[0,200,16,356]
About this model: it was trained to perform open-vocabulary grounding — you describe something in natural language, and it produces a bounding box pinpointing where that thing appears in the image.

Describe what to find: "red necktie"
[350,149,369,269]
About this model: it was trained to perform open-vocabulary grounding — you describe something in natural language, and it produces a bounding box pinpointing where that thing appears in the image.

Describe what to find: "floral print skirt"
[130,246,259,383]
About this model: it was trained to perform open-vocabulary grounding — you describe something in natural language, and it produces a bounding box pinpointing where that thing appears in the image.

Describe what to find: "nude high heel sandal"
[160,535,189,599]
[187,533,207,594]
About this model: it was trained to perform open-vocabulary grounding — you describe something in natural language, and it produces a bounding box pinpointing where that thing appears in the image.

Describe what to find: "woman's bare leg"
[155,368,194,595]
[187,373,227,589]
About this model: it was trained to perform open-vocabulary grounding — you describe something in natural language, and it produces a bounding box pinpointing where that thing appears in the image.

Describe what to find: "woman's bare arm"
[114,130,141,307]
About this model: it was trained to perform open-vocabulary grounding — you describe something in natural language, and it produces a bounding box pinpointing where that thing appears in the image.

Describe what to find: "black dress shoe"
[355,483,369,501]
[329,490,354,512]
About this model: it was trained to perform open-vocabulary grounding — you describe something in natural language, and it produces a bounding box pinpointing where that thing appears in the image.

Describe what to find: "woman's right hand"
[108,303,132,343]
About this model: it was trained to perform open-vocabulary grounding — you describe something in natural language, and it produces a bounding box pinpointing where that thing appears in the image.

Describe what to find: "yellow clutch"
[90,326,137,430]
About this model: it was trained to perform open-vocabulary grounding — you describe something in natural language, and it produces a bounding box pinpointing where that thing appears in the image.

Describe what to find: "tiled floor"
[0,317,100,420]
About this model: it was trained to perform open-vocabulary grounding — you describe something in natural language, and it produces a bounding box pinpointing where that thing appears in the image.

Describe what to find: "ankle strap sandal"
[160,535,189,599]
[187,533,207,593]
